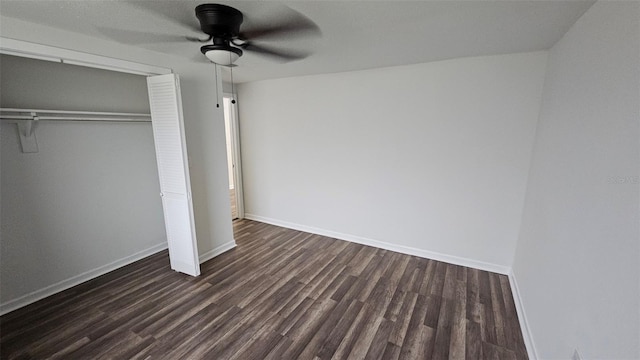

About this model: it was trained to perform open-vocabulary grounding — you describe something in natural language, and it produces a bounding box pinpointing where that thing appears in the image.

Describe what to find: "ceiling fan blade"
[96,27,190,44]
[240,7,321,41]
[243,43,309,62]
[186,35,213,43]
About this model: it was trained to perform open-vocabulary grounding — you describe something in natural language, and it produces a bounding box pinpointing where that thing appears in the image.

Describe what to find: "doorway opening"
[223,94,244,220]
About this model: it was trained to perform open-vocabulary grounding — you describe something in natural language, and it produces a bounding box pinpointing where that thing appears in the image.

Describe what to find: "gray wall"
[513,2,639,358]
[0,55,166,307]
[0,54,150,113]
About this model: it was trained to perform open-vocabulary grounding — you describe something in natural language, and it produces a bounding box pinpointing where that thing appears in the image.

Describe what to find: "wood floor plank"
[398,294,430,358]
[432,298,454,359]
[280,298,338,358]
[383,285,407,318]
[398,256,426,293]
[17,310,108,358]
[489,272,508,347]
[331,302,375,359]
[424,294,442,329]
[363,317,394,360]
[388,291,419,346]
[479,270,499,344]
[428,261,447,297]
[466,319,482,359]
[0,219,528,360]
[418,259,437,296]
[442,264,458,300]
[347,314,386,359]
[274,296,315,335]
[296,296,355,359]
[148,304,241,358]
[315,300,365,359]
[357,253,394,302]
[399,324,433,359]
[449,280,468,360]
[366,277,396,316]
[381,342,402,360]
[348,245,379,276]
[263,336,294,360]
[467,268,481,322]
[48,337,92,360]
[228,326,284,360]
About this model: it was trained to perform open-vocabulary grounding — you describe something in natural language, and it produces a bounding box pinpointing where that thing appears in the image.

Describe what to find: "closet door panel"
[161,193,196,273]
[147,73,200,276]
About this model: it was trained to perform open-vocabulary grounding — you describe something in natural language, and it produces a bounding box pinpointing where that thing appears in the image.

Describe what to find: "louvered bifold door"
[147,74,200,276]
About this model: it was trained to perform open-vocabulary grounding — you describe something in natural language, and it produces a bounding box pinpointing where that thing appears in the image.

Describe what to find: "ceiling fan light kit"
[201,44,242,66]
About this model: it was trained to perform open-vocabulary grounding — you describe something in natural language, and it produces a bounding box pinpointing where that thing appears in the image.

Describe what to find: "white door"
[147,74,200,276]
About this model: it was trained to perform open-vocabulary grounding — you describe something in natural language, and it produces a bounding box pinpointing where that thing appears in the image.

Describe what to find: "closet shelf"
[0,108,151,122]
[0,108,152,153]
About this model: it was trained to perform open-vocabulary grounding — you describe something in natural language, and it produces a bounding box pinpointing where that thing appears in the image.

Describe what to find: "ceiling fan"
[195,3,317,66]
[100,3,320,67]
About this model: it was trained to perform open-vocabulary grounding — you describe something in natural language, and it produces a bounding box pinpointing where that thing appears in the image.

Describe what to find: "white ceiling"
[0,0,594,83]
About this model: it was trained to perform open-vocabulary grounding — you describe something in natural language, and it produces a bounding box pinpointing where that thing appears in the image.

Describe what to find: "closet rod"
[0,115,33,120]
[0,116,150,122]
[0,107,151,123]
[0,108,151,117]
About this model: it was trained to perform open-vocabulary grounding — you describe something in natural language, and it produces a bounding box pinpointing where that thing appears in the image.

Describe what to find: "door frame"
[222,92,245,219]
[0,37,170,76]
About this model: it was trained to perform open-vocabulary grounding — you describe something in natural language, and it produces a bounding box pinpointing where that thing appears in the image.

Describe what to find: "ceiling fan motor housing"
[195,4,243,38]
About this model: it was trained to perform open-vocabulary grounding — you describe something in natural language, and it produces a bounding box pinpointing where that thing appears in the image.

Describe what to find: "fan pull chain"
[230,67,236,104]
[229,52,236,104]
[214,64,220,108]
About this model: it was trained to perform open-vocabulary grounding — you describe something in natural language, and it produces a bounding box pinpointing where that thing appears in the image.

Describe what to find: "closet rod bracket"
[17,115,39,153]
[17,118,38,153]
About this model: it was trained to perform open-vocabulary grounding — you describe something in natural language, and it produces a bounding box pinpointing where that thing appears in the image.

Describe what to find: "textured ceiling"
[0,0,595,83]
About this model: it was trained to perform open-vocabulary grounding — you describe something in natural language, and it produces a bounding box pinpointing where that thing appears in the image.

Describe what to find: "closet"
[0,52,198,314]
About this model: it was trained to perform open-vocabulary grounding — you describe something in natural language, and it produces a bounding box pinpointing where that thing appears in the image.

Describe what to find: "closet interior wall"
[0,54,166,311]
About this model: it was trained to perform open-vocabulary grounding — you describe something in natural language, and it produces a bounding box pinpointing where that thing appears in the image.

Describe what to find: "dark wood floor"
[0,219,528,359]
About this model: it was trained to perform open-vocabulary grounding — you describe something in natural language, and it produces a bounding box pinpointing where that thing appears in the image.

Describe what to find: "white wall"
[512,2,639,359]
[238,51,547,270]
[0,16,235,309]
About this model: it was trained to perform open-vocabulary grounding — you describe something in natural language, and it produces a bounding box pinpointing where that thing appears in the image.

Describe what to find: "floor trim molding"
[244,214,511,275]
[199,240,237,264]
[508,270,538,360]
[0,242,168,316]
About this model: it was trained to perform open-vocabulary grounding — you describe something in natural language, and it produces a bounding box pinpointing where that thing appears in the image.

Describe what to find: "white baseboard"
[0,242,168,316]
[199,240,237,264]
[508,270,538,360]
[244,214,510,275]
